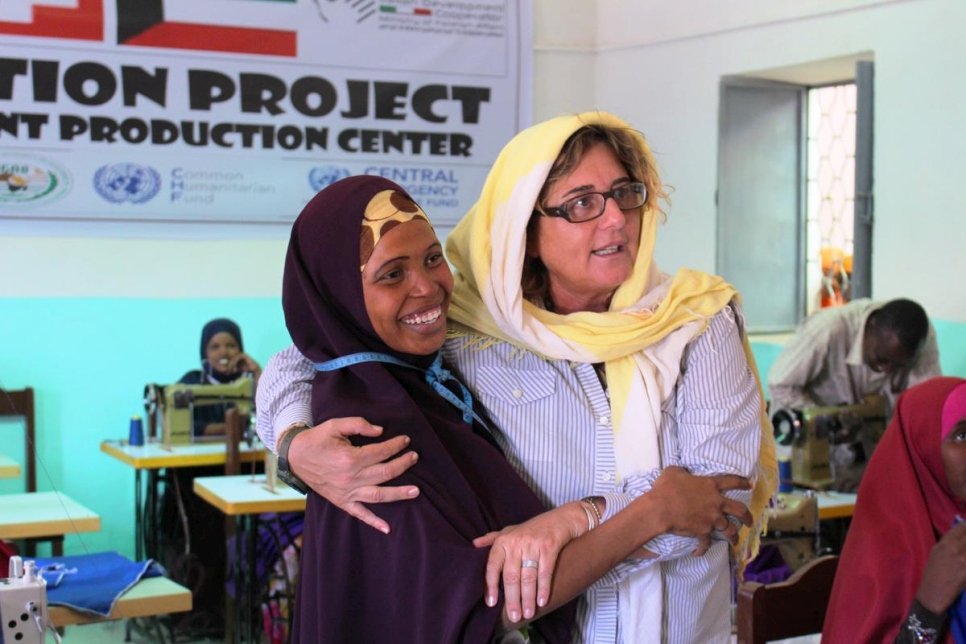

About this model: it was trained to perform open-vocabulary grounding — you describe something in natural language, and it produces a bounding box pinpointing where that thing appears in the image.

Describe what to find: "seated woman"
[282,174,752,642]
[823,377,966,643]
[162,317,263,637]
[178,317,261,437]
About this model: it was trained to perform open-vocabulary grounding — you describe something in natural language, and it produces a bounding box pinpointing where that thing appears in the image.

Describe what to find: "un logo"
[94,163,161,204]
[309,166,350,191]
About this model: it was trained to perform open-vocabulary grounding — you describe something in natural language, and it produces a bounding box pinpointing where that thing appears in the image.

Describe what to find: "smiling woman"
[278,175,580,642]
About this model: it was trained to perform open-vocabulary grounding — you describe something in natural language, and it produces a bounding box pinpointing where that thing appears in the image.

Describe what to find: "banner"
[0,0,531,227]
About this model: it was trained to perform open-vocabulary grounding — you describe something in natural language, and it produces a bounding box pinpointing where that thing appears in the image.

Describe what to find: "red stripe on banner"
[0,0,102,40]
[122,22,296,56]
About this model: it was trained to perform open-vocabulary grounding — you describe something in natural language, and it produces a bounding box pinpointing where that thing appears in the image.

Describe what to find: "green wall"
[1,296,964,560]
[0,297,290,559]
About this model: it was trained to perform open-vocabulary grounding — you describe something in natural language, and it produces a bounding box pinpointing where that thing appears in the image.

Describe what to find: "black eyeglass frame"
[535,182,648,224]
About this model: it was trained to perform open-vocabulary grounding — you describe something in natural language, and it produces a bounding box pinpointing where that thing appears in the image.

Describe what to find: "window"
[806,83,857,315]
[716,57,873,332]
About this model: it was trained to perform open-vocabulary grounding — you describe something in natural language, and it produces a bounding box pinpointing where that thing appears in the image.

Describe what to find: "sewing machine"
[0,557,52,644]
[771,394,886,490]
[143,376,254,446]
[764,493,820,570]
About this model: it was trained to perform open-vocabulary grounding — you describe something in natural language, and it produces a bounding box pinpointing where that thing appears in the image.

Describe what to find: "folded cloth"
[33,551,163,617]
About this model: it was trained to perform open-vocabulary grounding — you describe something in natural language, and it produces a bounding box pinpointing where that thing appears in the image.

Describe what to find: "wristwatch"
[277,423,310,495]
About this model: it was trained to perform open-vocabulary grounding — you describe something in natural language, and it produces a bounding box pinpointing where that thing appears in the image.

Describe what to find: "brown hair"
[522,124,669,308]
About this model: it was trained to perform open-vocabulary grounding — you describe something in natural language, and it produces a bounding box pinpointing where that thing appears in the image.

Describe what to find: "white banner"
[0,0,531,227]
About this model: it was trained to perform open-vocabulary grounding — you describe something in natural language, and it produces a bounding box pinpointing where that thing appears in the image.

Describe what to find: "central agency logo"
[94,163,161,204]
[0,155,72,206]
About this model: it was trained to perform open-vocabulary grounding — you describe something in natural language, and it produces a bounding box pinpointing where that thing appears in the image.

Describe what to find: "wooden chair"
[0,387,36,493]
[0,387,45,556]
[736,554,839,644]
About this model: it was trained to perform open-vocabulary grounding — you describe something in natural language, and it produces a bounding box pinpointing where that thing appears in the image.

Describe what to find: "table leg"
[134,469,144,561]
[247,514,257,643]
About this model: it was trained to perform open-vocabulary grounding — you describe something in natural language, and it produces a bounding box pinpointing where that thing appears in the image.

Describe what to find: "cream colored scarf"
[446,111,776,638]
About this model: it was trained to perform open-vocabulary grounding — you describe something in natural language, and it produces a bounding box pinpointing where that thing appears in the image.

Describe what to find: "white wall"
[2,0,961,310]
[590,0,964,321]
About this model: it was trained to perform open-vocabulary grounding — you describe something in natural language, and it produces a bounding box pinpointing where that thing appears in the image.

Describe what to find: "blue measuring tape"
[314,351,489,430]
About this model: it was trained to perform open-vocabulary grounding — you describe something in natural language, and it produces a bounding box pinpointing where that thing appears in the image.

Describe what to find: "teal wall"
[1,296,964,560]
[0,297,291,559]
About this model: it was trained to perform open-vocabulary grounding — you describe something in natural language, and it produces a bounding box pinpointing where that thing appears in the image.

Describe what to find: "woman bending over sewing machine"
[178,317,261,437]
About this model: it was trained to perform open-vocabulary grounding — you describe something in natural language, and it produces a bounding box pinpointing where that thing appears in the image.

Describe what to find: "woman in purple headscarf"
[282,175,751,642]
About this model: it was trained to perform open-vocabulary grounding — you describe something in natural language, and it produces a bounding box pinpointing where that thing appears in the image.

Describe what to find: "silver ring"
[522,559,539,569]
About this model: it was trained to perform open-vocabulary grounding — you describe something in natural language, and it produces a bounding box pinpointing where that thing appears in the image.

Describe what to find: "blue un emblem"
[309,166,350,191]
[94,163,161,204]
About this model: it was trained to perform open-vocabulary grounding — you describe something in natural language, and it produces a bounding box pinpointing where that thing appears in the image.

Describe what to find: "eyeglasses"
[536,182,647,223]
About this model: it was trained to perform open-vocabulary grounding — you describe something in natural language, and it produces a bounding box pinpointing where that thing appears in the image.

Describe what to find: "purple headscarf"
[282,175,574,643]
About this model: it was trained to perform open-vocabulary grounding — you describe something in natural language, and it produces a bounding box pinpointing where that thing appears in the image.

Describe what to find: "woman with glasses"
[257,111,776,642]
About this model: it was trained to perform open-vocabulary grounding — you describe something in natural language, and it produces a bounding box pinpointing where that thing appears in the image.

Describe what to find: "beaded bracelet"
[581,496,603,527]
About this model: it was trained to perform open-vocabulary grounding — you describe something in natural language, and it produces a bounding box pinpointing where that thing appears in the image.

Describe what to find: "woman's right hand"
[646,466,753,553]
[915,519,966,613]
[287,417,421,534]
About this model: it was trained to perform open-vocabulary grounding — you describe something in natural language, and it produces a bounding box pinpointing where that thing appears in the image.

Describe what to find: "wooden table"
[0,452,20,478]
[49,576,192,626]
[100,439,266,560]
[100,439,265,470]
[0,491,100,555]
[811,490,857,520]
[193,474,307,515]
[194,475,304,644]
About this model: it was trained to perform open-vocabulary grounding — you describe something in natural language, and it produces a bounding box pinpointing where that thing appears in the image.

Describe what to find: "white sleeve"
[255,344,315,453]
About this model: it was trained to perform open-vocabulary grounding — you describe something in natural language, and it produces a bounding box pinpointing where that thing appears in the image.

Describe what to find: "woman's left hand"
[473,501,587,623]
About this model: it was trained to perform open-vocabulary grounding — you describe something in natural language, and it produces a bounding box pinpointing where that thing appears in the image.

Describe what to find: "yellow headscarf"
[446,111,776,576]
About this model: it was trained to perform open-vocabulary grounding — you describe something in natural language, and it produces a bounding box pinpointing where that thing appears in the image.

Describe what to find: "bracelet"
[581,496,603,527]
[904,613,939,644]
[903,599,944,644]
[579,501,596,533]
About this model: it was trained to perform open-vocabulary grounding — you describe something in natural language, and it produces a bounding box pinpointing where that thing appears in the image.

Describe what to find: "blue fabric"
[951,588,966,643]
[33,551,163,617]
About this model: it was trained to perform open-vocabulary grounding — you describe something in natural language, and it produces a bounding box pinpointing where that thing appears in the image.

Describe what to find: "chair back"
[0,387,36,492]
[736,554,839,644]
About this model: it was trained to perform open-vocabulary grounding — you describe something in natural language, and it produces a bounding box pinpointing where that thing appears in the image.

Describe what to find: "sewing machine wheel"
[143,383,160,417]
[772,408,801,446]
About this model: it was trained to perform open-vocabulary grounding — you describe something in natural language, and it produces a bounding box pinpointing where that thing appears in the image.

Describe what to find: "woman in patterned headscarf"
[282,175,751,642]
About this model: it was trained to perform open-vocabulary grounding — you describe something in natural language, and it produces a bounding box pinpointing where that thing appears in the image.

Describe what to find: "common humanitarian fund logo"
[94,163,161,204]
[309,166,350,191]
[0,156,71,206]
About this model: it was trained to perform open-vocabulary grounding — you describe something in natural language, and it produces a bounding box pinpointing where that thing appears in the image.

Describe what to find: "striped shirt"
[256,304,761,643]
